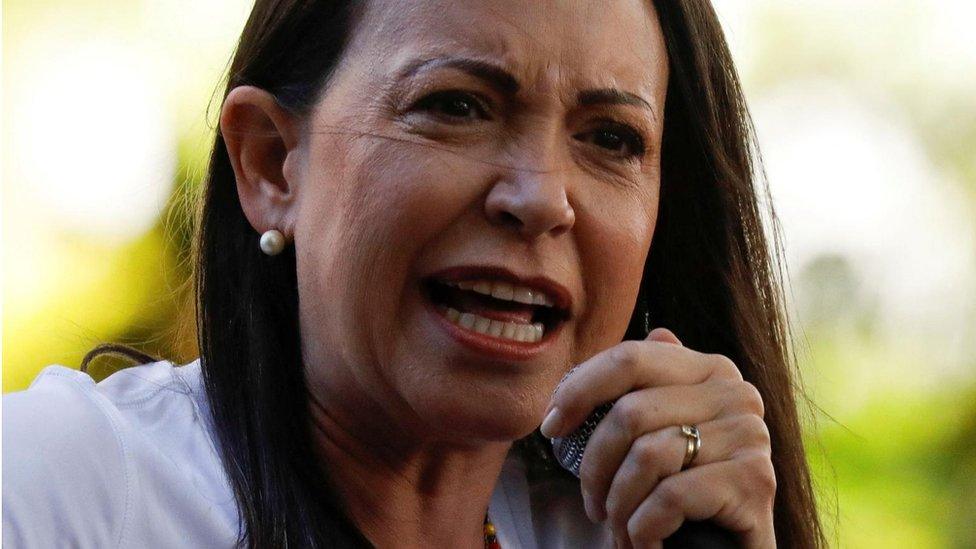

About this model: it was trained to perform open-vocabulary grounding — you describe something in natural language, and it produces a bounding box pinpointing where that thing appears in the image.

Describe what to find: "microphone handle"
[550,402,740,548]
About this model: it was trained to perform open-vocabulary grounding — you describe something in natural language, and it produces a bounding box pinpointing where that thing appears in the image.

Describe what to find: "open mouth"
[421,277,570,344]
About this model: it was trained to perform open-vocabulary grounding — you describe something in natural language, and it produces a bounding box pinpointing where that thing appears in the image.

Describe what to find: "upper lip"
[425,265,573,317]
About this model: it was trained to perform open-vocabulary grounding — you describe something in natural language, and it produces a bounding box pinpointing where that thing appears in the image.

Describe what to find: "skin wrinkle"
[376,50,658,178]
[334,8,656,178]
[231,1,670,546]
[323,124,505,440]
[302,122,584,178]
[381,99,650,186]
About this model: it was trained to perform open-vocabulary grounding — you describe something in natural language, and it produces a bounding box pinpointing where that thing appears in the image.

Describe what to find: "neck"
[307,386,512,548]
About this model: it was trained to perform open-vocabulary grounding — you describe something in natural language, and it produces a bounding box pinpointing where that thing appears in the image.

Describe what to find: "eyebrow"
[399,56,520,95]
[398,55,656,119]
[578,88,655,116]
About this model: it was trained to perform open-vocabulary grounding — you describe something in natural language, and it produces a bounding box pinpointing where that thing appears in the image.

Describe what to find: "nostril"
[498,211,522,228]
[484,175,577,238]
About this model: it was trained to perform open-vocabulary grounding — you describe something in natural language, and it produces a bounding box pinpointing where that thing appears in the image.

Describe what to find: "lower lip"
[422,296,564,361]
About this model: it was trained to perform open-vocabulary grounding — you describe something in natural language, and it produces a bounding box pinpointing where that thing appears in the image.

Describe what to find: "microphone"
[549,401,740,548]
[550,402,615,477]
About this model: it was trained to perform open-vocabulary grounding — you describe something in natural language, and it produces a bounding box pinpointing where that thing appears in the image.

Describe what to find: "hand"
[540,328,776,548]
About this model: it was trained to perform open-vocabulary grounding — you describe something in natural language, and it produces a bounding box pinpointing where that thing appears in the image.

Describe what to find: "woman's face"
[295,0,668,441]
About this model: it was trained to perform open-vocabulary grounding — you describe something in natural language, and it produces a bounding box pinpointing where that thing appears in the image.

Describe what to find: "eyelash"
[412,90,491,122]
[572,120,647,161]
[410,90,648,161]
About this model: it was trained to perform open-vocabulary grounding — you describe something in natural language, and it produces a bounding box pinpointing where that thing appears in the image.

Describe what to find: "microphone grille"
[549,401,615,478]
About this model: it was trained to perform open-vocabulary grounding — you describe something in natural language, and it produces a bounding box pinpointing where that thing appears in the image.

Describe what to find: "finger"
[626,455,773,547]
[588,413,770,527]
[647,327,682,346]
[600,427,681,533]
[544,342,743,436]
[574,378,763,508]
[577,383,728,520]
[601,415,772,528]
[626,461,737,546]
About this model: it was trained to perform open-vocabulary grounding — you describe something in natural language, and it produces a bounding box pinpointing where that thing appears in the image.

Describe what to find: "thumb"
[647,327,683,346]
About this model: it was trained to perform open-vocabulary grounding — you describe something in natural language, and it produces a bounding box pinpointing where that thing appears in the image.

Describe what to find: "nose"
[484,154,576,240]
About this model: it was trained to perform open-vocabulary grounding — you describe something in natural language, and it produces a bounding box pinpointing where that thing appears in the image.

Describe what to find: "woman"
[2,0,825,547]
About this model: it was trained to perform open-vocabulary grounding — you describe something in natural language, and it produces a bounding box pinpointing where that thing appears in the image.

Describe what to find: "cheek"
[294,134,487,365]
[572,185,659,355]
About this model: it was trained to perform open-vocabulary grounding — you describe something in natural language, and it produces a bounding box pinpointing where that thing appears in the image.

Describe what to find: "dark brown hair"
[84,1,827,547]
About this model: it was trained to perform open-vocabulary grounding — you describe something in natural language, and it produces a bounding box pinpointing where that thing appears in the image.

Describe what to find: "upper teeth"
[445,279,556,307]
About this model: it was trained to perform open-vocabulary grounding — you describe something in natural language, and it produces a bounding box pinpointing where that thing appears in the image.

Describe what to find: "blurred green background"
[3,0,975,546]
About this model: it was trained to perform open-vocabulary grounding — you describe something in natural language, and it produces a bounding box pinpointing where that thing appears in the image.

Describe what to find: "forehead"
[345,0,668,102]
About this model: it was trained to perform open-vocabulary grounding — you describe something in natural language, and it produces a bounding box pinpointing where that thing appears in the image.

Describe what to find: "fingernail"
[540,408,562,438]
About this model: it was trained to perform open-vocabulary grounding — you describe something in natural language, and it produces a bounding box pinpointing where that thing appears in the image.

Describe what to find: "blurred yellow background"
[3,0,975,546]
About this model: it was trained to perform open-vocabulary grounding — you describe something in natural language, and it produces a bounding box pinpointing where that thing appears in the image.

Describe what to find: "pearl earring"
[259,229,286,256]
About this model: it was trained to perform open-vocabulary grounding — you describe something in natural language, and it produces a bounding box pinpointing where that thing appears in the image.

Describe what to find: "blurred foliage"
[1,170,200,390]
[806,381,976,547]
[795,251,976,546]
[738,3,976,545]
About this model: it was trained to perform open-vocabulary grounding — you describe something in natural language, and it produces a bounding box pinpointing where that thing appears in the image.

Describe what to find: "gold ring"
[680,424,701,469]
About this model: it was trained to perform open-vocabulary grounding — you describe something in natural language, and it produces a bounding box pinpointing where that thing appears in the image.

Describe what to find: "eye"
[574,122,647,160]
[412,90,490,122]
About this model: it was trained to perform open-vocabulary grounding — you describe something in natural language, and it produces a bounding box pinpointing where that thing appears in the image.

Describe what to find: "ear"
[220,85,304,239]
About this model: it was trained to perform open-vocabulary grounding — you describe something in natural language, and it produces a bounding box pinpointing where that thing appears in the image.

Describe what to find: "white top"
[2,359,613,548]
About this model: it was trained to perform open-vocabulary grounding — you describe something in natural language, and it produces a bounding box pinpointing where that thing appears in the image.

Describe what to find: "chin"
[414,390,542,444]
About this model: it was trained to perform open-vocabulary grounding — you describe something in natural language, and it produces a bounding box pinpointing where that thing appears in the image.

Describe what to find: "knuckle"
[761,461,778,495]
[744,452,777,498]
[707,353,743,381]
[610,395,647,436]
[610,341,642,374]
[740,381,765,417]
[722,380,764,417]
[653,476,684,511]
[743,413,772,449]
[729,414,770,457]
[633,433,666,471]
[711,378,741,405]
[765,469,778,499]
